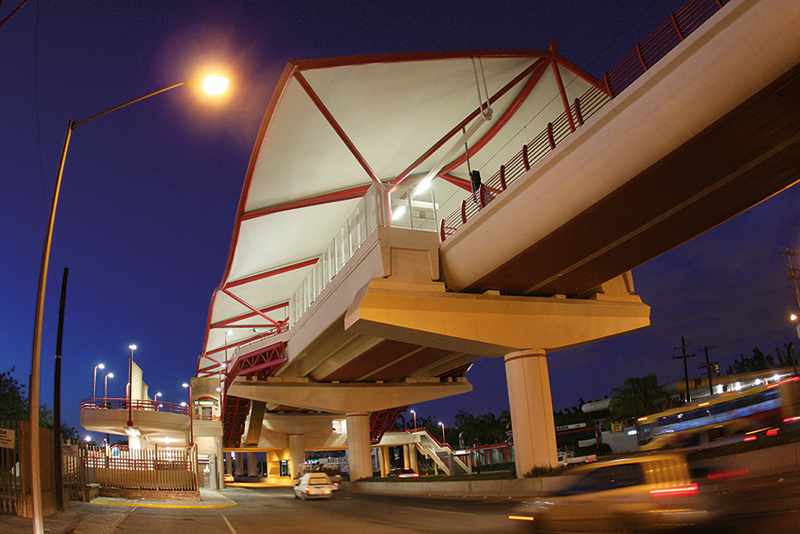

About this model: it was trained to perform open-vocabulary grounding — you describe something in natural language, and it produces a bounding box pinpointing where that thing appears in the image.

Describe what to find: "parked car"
[509,453,716,533]
[389,467,419,478]
[294,472,333,500]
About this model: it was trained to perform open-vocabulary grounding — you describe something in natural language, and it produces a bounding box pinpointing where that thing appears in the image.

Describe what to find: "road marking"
[222,513,238,534]
[405,506,474,516]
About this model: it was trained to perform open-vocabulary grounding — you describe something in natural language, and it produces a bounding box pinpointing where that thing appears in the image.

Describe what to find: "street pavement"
[0,488,236,534]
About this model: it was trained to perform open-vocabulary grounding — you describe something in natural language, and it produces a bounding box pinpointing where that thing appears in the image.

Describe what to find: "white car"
[294,472,333,500]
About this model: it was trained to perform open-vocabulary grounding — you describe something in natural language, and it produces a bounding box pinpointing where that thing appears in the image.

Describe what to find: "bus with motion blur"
[636,376,800,451]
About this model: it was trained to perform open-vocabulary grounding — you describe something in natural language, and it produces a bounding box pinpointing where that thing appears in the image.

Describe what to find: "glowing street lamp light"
[27,74,229,533]
[438,422,446,445]
[410,410,417,431]
[92,363,105,403]
[203,75,229,95]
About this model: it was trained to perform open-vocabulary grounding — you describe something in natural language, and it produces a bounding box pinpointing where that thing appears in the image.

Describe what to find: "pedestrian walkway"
[0,488,237,534]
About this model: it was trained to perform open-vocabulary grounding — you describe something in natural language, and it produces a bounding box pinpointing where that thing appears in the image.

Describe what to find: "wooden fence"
[83,444,198,491]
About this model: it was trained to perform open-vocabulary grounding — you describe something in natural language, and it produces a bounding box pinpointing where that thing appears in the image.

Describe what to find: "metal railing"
[440,0,729,242]
[81,398,189,416]
[288,183,437,328]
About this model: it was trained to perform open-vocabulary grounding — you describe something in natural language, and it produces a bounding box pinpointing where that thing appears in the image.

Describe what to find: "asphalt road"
[86,474,800,534]
[118,487,527,534]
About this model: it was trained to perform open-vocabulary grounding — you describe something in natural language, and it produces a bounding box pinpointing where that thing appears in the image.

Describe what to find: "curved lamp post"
[104,372,114,399]
[438,422,446,445]
[92,363,105,404]
[27,75,229,533]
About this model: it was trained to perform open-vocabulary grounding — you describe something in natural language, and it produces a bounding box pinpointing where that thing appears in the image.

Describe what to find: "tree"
[609,374,667,421]
[0,367,78,441]
[0,368,27,421]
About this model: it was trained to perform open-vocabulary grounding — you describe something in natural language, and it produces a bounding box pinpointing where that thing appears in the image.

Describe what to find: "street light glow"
[202,75,229,95]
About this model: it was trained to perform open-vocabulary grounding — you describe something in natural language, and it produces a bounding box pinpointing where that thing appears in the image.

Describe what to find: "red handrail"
[440,0,729,242]
[81,398,189,416]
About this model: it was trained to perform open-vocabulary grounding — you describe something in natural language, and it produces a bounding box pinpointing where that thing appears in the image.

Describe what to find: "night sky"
[2,0,798,441]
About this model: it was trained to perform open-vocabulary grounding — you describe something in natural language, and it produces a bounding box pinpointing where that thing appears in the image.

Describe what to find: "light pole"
[410,410,417,431]
[438,422,446,445]
[104,373,114,400]
[127,344,137,427]
[183,382,194,446]
[27,75,229,534]
[155,392,162,411]
[92,363,105,404]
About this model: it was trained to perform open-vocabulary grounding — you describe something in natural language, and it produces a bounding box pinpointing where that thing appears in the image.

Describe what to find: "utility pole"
[674,336,696,404]
[53,268,68,512]
[782,249,800,310]
[696,344,717,397]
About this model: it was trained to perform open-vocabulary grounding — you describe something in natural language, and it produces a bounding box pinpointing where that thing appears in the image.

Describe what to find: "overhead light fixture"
[392,205,406,221]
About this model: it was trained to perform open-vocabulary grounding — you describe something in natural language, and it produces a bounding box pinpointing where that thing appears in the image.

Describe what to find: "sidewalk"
[0,488,237,534]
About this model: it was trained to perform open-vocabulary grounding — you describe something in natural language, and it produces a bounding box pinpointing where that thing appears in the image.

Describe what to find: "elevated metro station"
[181,0,800,482]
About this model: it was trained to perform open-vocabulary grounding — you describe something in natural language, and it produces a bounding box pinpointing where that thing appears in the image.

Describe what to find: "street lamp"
[104,372,114,400]
[410,410,417,431]
[27,75,229,533]
[92,363,105,404]
[438,422,446,445]
[154,392,162,411]
[183,382,194,446]
[127,344,137,427]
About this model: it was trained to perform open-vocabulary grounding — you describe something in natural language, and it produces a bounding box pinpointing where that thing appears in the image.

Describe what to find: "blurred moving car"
[509,453,714,533]
[294,472,333,500]
[389,467,419,478]
[320,465,342,490]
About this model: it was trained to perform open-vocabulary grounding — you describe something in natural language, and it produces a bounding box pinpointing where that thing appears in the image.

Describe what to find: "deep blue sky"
[2,0,798,440]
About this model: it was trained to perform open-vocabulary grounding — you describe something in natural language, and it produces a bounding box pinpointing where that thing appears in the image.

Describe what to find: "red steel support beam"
[210,302,289,329]
[222,289,282,327]
[241,184,371,222]
[392,58,549,187]
[295,72,382,185]
[224,258,318,289]
[438,61,550,176]
[550,59,576,133]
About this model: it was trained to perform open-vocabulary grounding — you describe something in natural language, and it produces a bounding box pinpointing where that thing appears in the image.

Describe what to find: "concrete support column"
[247,452,258,476]
[217,440,225,488]
[289,434,305,479]
[346,413,373,481]
[380,446,391,477]
[403,444,410,468]
[128,435,141,450]
[225,452,232,475]
[505,349,558,477]
[234,452,244,476]
[409,444,419,473]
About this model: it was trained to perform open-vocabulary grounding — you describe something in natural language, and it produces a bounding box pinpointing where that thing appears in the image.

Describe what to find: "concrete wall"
[353,442,800,498]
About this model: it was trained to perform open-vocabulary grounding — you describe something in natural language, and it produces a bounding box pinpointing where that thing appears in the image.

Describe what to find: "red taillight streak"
[744,436,757,442]
[767,429,779,437]
[707,470,750,481]
[650,483,699,498]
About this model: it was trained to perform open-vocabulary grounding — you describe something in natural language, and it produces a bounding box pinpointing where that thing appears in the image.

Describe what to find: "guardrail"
[81,398,189,416]
[440,0,730,242]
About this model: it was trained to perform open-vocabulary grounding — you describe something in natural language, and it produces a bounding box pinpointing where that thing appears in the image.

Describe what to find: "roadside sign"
[0,428,15,449]
[555,423,586,432]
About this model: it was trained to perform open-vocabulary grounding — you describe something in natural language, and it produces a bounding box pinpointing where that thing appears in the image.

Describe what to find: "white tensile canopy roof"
[196,48,599,377]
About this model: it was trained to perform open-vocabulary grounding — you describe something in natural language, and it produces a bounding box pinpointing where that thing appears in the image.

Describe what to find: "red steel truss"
[369,406,408,445]
[221,341,287,448]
